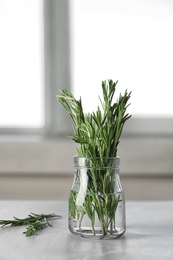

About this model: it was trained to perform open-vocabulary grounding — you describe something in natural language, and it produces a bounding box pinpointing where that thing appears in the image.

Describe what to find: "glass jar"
[68,156,126,239]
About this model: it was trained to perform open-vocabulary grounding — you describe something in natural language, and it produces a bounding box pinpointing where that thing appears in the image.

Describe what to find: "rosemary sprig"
[23,218,52,237]
[0,213,61,237]
[57,79,131,158]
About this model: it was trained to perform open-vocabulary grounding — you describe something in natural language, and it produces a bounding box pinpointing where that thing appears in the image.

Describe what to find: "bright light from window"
[70,0,173,117]
[0,0,44,128]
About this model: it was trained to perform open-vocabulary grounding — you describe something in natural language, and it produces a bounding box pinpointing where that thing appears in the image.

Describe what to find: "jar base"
[69,225,126,240]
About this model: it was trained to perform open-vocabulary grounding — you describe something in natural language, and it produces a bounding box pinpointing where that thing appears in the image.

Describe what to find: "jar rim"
[74,155,119,159]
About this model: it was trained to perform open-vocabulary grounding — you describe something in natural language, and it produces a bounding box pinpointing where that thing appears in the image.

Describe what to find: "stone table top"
[0,200,172,260]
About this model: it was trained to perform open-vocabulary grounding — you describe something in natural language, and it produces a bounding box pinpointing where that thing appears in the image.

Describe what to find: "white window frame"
[0,0,173,177]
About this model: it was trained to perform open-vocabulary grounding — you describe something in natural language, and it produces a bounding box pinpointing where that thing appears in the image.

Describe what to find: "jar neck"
[74,156,120,169]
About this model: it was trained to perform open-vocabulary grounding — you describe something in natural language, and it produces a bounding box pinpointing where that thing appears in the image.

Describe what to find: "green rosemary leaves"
[0,213,61,237]
[57,79,131,157]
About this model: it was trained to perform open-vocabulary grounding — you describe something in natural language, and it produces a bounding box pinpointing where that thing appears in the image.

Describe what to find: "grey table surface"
[0,200,172,260]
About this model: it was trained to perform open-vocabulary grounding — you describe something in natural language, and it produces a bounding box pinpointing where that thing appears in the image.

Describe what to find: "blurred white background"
[0,0,173,200]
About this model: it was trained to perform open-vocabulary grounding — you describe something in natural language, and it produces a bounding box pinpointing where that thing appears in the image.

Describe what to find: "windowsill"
[0,135,76,175]
[0,135,173,176]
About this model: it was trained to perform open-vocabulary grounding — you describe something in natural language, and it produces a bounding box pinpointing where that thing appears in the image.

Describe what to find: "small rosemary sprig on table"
[0,213,61,237]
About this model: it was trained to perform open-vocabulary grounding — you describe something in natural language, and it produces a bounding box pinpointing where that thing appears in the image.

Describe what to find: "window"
[70,0,173,135]
[1,0,173,136]
[0,0,71,136]
[0,0,44,128]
